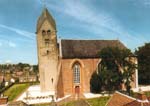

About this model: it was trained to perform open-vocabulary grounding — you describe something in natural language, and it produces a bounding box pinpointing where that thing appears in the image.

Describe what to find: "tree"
[135,43,150,84]
[90,71,101,93]
[97,47,136,95]
[16,63,30,71]
[33,65,38,74]
[0,78,5,88]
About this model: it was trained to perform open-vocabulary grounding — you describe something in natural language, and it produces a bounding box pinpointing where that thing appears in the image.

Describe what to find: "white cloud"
[142,0,150,5]
[47,1,128,37]
[5,60,12,64]
[0,24,35,40]
[46,0,147,50]
[0,39,17,48]
[0,42,2,46]
[8,41,16,48]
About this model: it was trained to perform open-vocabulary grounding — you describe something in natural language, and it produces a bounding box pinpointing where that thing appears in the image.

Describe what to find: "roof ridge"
[137,99,149,103]
[115,91,136,100]
[115,91,150,103]
[61,39,119,41]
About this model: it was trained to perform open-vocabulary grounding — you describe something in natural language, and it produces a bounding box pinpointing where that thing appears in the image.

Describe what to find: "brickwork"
[57,69,64,98]
[0,97,8,105]
[57,57,137,97]
[59,58,100,96]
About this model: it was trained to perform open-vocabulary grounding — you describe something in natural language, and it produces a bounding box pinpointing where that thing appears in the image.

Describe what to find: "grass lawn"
[4,83,30,101]
[144,91,150,97]
[87,97,110,106]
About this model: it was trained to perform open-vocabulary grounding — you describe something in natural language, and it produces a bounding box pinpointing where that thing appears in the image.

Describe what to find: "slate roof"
[61,39,127,59]
[36,8,56,32]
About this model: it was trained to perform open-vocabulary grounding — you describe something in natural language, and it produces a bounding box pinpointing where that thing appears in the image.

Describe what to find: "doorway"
[75,86,80,94]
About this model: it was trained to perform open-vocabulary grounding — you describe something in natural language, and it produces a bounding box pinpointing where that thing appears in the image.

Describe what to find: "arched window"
[73,63,80,84]
[42,30,46,36]
[47,30,51,35]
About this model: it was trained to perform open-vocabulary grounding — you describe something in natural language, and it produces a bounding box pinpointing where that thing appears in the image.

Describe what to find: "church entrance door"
[75,86,80,94]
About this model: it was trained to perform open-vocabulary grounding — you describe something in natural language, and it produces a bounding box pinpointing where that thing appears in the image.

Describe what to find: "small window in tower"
[45,39,50,47]
[47,50,50,55]
[51,78,53,84]
[47,30,51,35]
[42,30,46,36]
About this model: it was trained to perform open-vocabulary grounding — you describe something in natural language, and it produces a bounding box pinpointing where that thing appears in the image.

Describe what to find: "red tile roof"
[106,92,135,106]
[106,92,150,106]
[124,100,150,106]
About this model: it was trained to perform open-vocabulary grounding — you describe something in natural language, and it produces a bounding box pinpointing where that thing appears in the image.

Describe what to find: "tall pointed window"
[73,63,80,84]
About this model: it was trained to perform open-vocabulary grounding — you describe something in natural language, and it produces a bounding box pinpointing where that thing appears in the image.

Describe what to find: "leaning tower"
[36,8,59,93]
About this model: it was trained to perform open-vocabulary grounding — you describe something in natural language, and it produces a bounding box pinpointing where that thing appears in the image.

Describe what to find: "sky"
[0,0,150,65]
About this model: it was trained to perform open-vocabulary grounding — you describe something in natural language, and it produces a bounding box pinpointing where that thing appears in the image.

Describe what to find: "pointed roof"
[36,8,56,32]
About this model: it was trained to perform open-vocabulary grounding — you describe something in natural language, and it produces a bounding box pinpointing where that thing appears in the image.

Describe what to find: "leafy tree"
[16,63,30,71]
[90,47,136,95]
[0,78,5,88]
[33,65,38,73]
[90,71,101,93]
[135,43,150,84]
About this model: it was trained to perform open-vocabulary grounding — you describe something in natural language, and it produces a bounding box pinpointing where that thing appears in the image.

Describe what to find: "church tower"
[36,8,58,92]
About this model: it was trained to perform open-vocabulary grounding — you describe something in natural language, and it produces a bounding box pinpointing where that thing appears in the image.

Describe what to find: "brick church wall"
[57,69,64,98]
[60,58,100,96]
[58,57,137,96]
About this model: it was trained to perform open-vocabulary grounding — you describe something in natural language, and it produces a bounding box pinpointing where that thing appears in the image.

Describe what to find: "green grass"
[4,83,30,101]
[87,97,110,106]
[144,91,150,97]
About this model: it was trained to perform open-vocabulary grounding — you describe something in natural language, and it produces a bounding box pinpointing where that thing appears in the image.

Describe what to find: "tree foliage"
[90,71,101,93]
[90,47,136,95]
[135,43,150,84]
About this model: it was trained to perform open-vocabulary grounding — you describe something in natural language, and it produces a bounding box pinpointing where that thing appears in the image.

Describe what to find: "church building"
[36,8,138,98]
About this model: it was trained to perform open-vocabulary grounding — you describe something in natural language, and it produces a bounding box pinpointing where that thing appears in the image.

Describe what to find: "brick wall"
[58,57,137,97]
[59,58,100,96]
[0,97,8,105]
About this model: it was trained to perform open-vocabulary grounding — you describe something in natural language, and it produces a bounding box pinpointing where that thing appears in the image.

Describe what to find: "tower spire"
[41,0,46,8]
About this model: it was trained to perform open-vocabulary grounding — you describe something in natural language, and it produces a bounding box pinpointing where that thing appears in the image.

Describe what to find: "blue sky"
[0,0,150,64]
